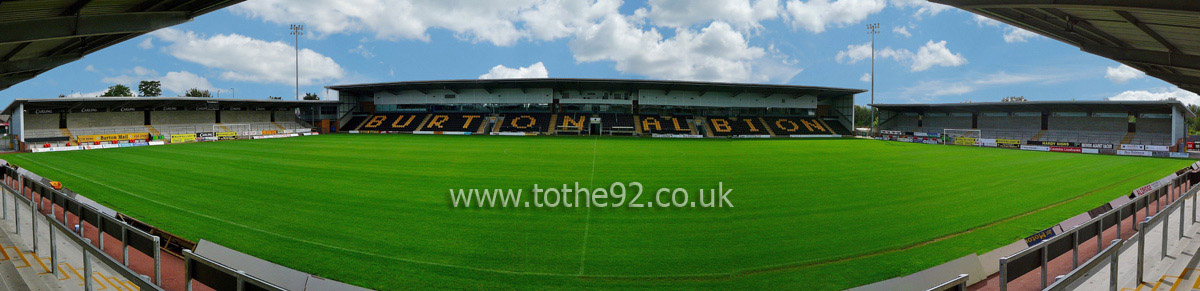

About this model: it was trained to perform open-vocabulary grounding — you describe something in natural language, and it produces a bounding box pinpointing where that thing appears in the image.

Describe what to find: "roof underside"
[872,100,1195,118]
[0,0,244,91]
[2,97,335,115]
[931,0,1200,95]
[328,78,867,98]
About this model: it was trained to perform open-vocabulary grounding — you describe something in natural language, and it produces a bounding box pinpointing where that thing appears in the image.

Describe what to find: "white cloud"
[836,40,964,71]
[892,26,911,37]
[84,65,98,73]
[479,62,550,79]
[571,17,788,82]
[1105,65,1145,84]
[1108,87,1200,106]
[889,0,950,18]
[151,28,344,86]
[65,89,109,98]
[973,72,1043,85]
[1003,29,1039,43]
[901,80,975,98]
[233,0,797,83]
[349,44,375,58]
[160,71,216,95]
[637,0,780,30]
[98,66,215,96]
[974,15,1041,43]
[783,0,886,33]
[138,38,154,50]
[911,40,966,71]
[860,73,871,82]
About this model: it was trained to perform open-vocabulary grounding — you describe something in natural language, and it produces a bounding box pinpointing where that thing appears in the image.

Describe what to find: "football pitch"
[5,134,1192,290]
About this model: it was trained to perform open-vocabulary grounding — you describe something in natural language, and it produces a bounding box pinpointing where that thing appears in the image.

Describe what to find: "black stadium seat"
[357,114,427,131]
[707,117,769,136]
[498,113,552,133]
[763,117,839,135]
[640,116,693,134]
[339,116,368,131]
[599,113,635,135]
[423,113,488,132]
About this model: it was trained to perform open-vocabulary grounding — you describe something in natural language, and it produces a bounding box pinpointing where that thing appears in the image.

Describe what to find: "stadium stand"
[639,116,693,135]
[763,117,841,135]
[497,113,552,134]
[420,113,488,132]
[706,116,769,137]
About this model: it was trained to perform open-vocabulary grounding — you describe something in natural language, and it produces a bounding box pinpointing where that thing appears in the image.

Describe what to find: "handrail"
[1044,239,1121,291]
[45,212,164,291]
[926,274,969,291]
[183,249,286,291]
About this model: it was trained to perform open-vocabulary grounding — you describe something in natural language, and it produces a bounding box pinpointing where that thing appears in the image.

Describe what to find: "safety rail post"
[1041,246,1048,289]
[154,235,161,285]
[999,257,1008,291]
[1138,220,1146,283]
[1045,239,1121,291]
[1117,207,1122,241]
[1163,205,1170,259]
[122,227,129,265]
[30,185,36,253]
[1110,240,1119,291]
[47,213,56,275]
[1072,231,1079,268]
[1182,196,1186,240]
[84,239,93,291]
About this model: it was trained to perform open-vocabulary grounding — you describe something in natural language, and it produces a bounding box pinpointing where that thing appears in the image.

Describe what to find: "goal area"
[943,129,981,145]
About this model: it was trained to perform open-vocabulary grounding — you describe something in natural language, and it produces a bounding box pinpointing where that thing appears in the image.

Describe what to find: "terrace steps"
[760,118,777,137]
[546,114,559,135]
[145,125,161,136]
[1122,132,1136,144]
[412,114,432,132]
[1031,130,1047,141]
[633,115,643,135]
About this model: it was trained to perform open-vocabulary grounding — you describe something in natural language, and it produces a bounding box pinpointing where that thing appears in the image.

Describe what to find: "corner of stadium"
[0,1,1197,291]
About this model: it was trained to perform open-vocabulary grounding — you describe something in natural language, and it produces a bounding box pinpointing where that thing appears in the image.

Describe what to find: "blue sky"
[1,0,1195,105]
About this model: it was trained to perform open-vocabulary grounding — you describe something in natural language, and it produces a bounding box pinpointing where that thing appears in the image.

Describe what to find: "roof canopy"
[871,100,1195,118]
[328,78,866,98]
[1,97,336,116]
[931,0,1200,95]
[0,0,244,91]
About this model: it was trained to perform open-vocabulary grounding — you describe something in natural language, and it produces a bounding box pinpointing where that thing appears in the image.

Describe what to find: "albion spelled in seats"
[640,116,693,134]
[423,113,487,132]
[555,113,591,134]
[763,117,837,135]
[707,117,769,136]
[498,113,552,133]
[358,114,427,131]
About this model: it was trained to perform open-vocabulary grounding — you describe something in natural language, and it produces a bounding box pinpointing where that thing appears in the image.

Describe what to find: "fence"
[926,274,968,291]
[0,164,284,291]
[993,164,1199,291]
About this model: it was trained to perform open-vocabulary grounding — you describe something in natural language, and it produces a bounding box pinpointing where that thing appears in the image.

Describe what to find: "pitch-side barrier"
[0,164,284,291]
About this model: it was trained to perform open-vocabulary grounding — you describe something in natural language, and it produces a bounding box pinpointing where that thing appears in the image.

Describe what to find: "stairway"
[547,114,559,135]
[272,122,286,131]
[60,128,76,145]
[633,116,643,136]
[1030,130,1047,141]
[145,125,161,136]
[759,118,777,137]
[1121,132,1136,145]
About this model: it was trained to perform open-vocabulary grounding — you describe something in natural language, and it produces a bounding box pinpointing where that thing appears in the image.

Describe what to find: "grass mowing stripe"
[7,135,1191,290]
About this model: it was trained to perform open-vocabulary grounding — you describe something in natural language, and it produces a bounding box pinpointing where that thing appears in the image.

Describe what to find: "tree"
[302,93,320,100]
[1189,104,1200,135]
[854,105,877,128]
[1001,96,1027,102]
[138,81,162,97]
[100,84,133,97]
[184,88,212,97]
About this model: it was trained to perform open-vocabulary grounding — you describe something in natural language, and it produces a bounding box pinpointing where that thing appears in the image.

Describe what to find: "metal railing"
[1044,240,1121,291]
[926,274,969,291]
[998,171,1190,291]
[0,165,284,291]
[1,170,162,291]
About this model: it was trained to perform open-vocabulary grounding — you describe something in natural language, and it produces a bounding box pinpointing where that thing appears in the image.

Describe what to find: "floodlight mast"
[290,24,304,100]
[867,23,880,135]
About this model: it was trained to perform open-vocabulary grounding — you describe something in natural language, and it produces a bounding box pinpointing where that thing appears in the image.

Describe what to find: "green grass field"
[5,134,1192,290]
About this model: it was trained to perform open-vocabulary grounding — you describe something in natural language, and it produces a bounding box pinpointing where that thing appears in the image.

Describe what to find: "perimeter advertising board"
[76,132,150,143]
